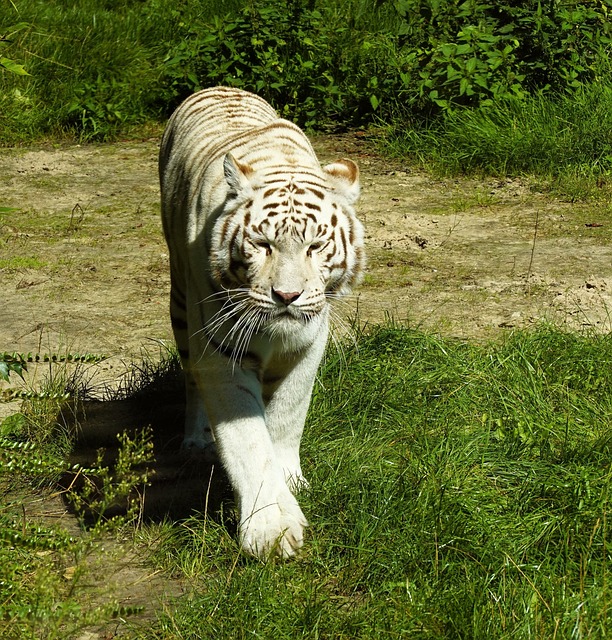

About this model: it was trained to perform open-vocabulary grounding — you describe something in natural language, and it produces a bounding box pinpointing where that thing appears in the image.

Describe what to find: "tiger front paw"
[239,492,308,560]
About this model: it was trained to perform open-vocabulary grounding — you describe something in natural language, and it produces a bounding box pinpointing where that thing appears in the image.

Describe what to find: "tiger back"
[159,87,365,560]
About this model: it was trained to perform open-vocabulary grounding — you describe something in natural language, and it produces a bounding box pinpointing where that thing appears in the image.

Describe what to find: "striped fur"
[159,87,364,559]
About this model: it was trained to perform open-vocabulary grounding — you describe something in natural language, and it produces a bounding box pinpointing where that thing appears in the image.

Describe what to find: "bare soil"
[1,132,611,637]
[1,134,611,361]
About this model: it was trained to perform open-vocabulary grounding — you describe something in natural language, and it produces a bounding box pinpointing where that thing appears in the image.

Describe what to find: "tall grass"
[384,82,612,187]
[2,326,611,637]
[0,0,176,142]
[139,325,612,639]
[0,0,393,142]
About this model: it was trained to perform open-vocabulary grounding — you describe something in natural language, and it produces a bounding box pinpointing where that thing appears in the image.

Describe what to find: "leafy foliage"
[161,1,343,128]
[387,0,612,114]
[0,352,27,383]
[2,0,612,141]
[66,429,155,533]
[0,22,30,76]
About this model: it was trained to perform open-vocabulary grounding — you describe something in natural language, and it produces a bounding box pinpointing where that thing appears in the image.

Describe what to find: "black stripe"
[171,315,188,330]
[171,288,186,308]
[236,384,261,404]
[308,187,324,199]
[206,332,262,367]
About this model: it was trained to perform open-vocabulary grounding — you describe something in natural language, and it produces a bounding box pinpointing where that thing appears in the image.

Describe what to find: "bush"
[1,0,612,149]
[158,0,393,129]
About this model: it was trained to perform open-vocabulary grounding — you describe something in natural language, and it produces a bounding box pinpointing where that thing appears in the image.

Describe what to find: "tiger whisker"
[327,306,357,368]
[190,299,245,343]
[229,307,265,370]
[198,298,252,359]
[204,297,248,334]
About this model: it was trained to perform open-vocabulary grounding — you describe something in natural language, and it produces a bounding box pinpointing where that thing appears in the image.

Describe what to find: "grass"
[0,255,46,270]
[1,324,612,636]
[0,354,155,639]
[382,83,612,200]
[120,324,612,638]
[0,0,394,142]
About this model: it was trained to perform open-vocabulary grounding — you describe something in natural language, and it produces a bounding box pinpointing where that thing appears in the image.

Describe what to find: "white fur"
[159,87,364,559]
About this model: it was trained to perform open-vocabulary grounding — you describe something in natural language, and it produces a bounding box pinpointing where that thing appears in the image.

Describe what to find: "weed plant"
[134,324,612,639]
[0,355,154,639]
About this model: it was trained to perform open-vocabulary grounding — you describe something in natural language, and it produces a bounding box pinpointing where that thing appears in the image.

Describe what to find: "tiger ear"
[323,159,360,204]
[223,153,255,197]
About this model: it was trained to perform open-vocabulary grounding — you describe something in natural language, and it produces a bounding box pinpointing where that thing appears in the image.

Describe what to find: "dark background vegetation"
[1,0,612,177]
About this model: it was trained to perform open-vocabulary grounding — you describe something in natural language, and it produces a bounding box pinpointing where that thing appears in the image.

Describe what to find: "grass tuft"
[383,83,612,198]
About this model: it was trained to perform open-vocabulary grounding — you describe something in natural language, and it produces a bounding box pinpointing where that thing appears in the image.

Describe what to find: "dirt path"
[1,134,610,365]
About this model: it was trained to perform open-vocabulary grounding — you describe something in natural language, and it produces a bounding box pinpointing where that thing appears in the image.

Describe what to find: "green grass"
[0,255,46,270]
[123,324,612,639]
[0,0,395,142]
[2,0,612,195]
[2,325,612,636]
[382,83,612,198]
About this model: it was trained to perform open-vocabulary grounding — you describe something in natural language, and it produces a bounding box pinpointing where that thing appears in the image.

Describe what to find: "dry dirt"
[1,133,611,362]
[1,133,611,637]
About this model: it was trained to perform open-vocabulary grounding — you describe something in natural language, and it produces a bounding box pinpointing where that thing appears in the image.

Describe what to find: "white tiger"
[159,86,365,560]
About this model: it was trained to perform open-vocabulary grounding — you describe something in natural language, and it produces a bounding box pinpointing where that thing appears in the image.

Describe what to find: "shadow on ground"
[58,362,234,528]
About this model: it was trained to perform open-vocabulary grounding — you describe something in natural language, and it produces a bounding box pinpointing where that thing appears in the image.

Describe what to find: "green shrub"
[389,0,612,116]
[159,0,365,128]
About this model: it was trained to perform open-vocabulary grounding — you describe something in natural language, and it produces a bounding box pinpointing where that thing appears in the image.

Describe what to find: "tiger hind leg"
[169,279,215,455]
[181,364,216,456]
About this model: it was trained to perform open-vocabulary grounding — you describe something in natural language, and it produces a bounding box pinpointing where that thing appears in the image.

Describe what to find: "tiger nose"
[272,288,303,306]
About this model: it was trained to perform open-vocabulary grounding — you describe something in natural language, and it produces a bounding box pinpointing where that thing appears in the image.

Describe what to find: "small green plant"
[0,429,153,638]
[0,22,30,76]
[0,347,154,638]
[0,352,27,382]
[66,428,155,533]
[1,351,107,403]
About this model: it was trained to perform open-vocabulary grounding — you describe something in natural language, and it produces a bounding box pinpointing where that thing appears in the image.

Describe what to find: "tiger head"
[208,153,365,331]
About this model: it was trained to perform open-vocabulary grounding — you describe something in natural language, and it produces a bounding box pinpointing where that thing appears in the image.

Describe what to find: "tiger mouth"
[264,303,323,324]
[272,307,317,322]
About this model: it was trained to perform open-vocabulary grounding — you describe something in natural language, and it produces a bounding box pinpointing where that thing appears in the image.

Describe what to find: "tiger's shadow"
[59,361,234,530]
